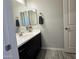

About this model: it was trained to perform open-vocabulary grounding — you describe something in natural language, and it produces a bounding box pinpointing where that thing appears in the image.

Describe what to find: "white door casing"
[63,0,76,53]
[3,0,19,59]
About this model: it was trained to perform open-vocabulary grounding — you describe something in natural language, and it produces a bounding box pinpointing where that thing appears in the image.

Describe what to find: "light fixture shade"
[16,0,25,5]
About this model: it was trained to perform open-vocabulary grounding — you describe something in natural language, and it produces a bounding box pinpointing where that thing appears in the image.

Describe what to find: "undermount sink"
[16,29,41,47]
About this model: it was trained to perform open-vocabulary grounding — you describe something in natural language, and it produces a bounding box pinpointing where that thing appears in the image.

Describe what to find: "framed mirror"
[28,9,38,25]
[20,11,30,26]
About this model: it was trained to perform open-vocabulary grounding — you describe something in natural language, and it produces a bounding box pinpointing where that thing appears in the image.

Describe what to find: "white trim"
[41,47,64,51]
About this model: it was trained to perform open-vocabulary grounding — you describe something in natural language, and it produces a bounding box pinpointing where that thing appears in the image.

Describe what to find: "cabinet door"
[25,33,41,59]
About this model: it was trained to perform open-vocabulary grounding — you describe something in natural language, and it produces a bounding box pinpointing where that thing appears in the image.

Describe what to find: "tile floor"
[37,49,76,59]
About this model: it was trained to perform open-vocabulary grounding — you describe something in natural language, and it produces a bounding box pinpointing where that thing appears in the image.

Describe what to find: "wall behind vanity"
[29,0,64,49]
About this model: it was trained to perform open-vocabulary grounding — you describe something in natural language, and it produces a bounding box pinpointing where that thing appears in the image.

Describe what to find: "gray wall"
[30,0,64,48]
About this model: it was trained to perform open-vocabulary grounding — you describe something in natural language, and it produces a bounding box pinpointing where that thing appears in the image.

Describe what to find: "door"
[3,0,19,59]
[63,0,76,53]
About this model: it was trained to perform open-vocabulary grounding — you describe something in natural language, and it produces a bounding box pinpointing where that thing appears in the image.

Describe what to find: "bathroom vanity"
[16,30,41,59]
[13,0,41,59]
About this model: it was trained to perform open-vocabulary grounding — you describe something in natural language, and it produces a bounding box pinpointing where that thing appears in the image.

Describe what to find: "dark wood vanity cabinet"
[18,33,41,59]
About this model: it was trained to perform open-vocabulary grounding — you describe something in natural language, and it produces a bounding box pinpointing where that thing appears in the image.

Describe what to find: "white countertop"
[16,29,41,47]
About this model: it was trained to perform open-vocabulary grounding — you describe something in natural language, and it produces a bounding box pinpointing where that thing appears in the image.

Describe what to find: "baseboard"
[41,47,64,51]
